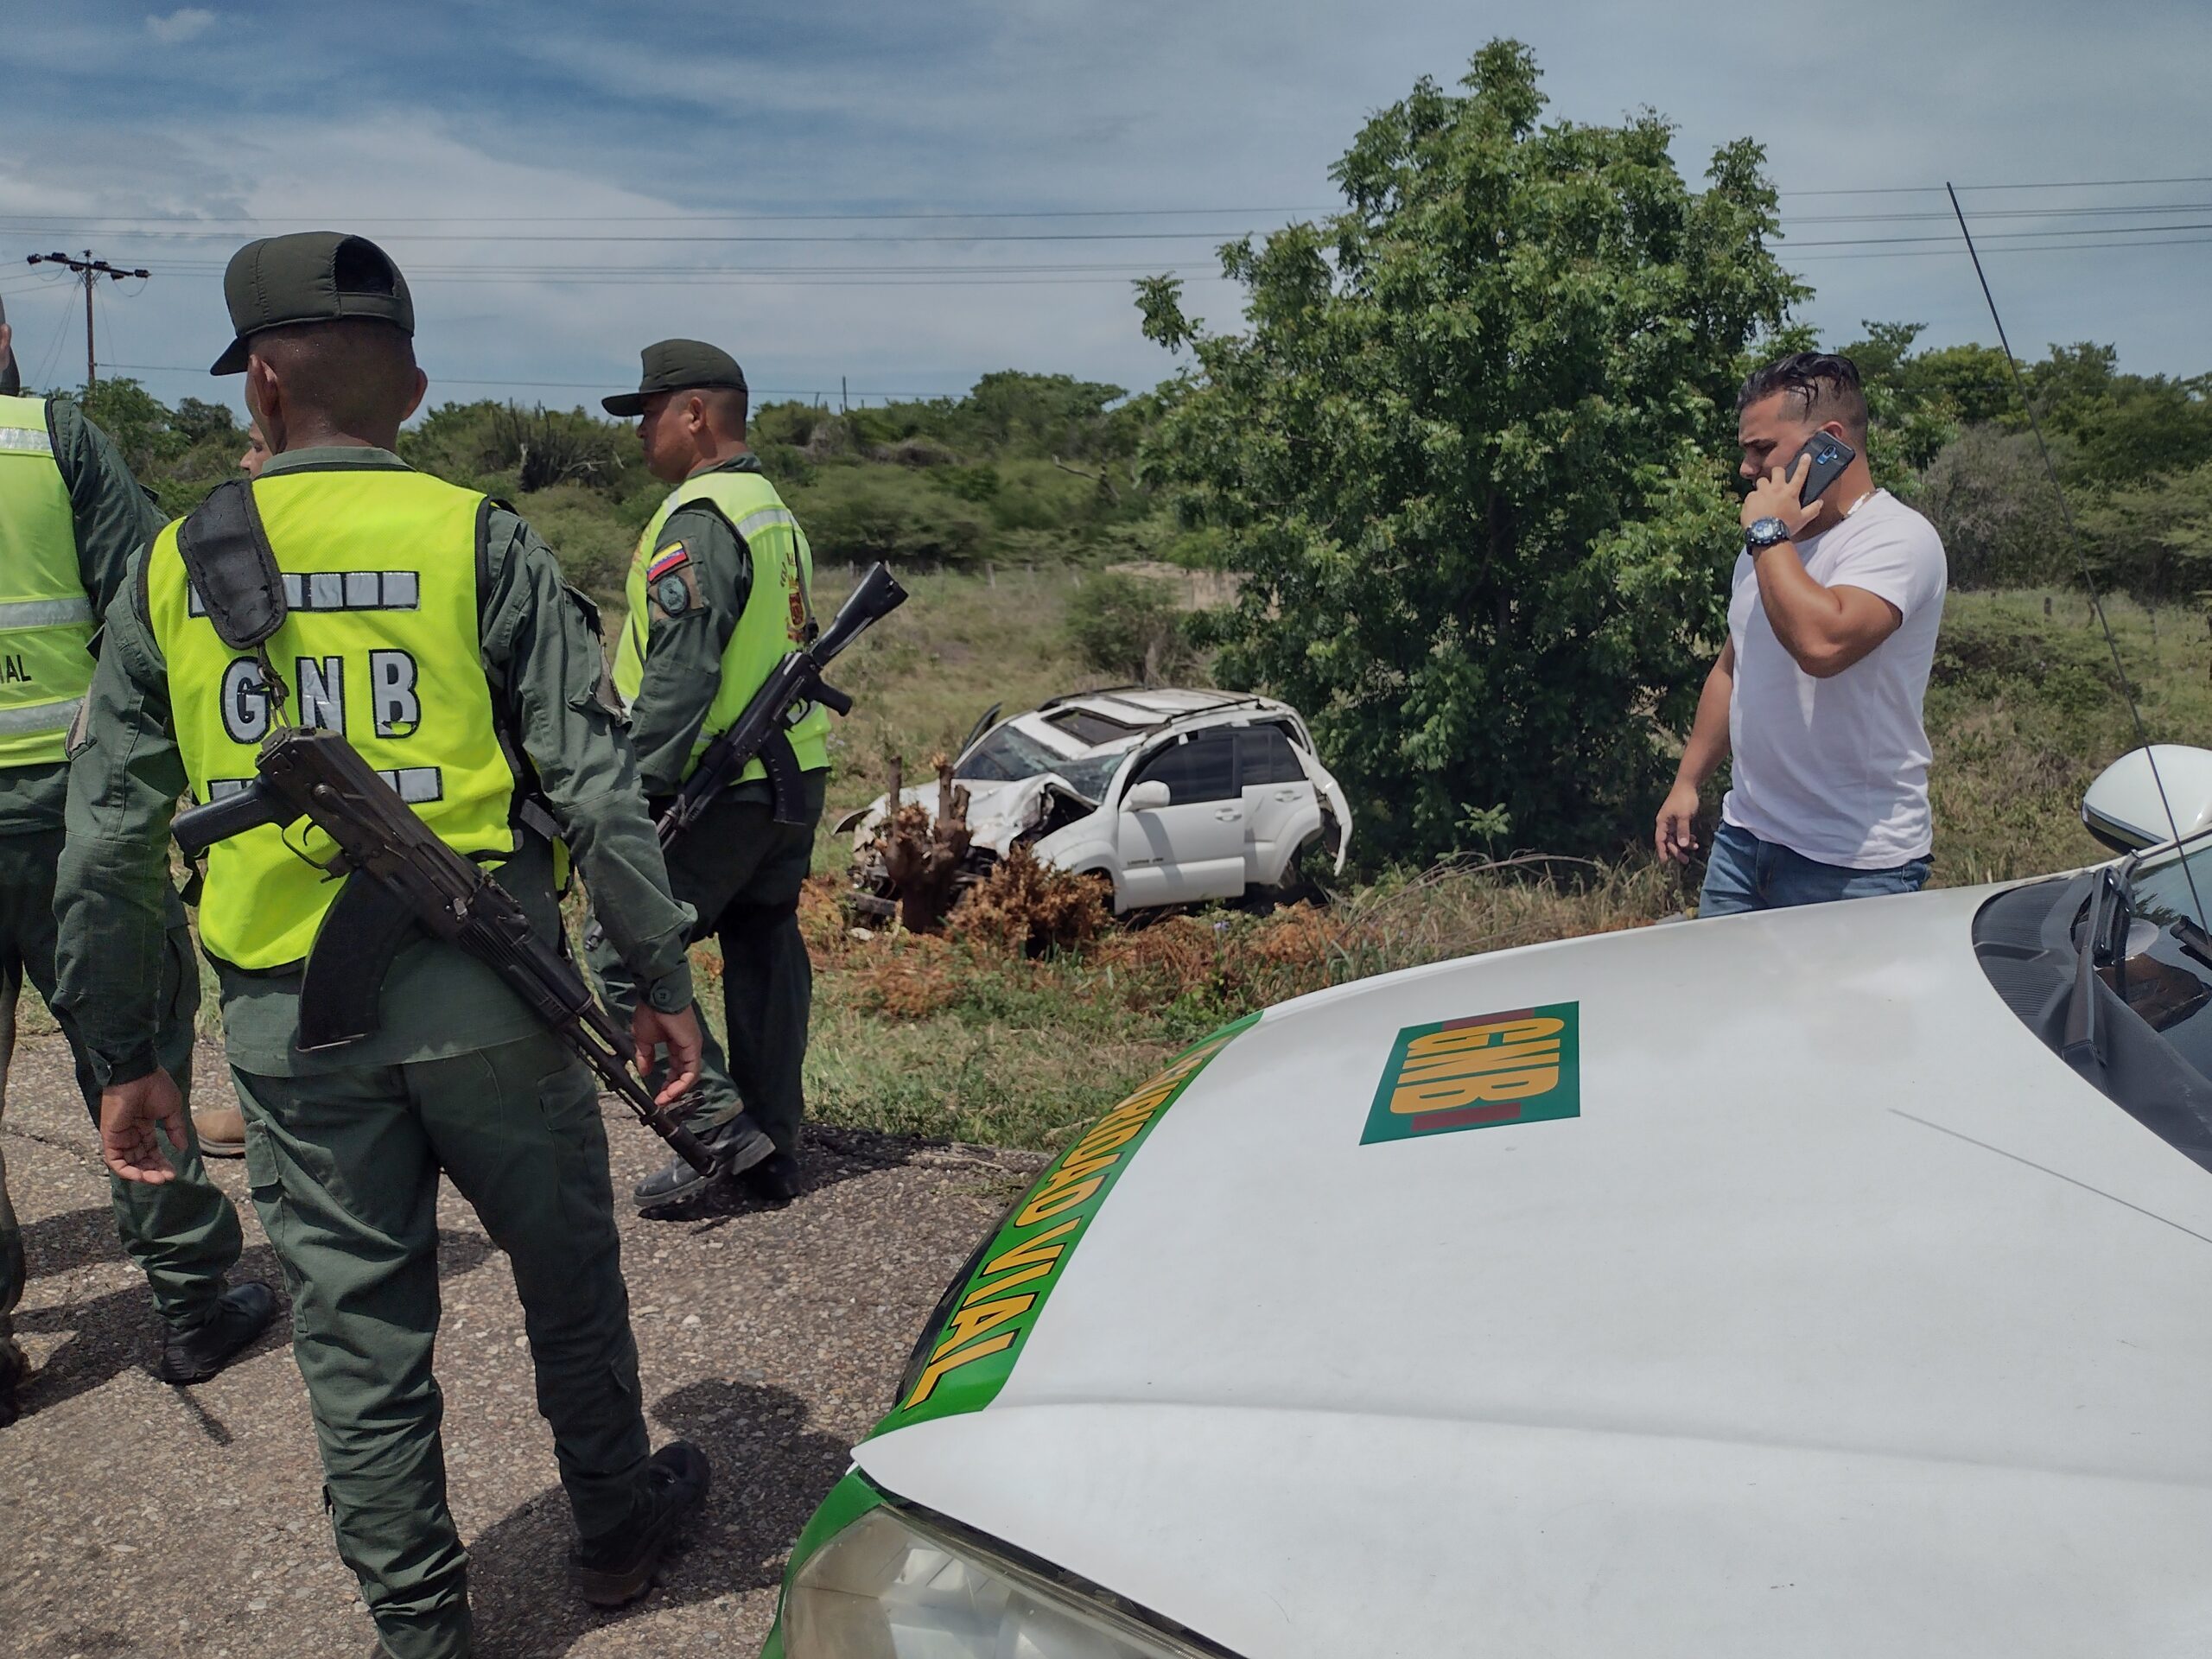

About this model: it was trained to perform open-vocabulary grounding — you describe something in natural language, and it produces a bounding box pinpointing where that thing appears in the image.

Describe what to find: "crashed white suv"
[839,688,1351,916]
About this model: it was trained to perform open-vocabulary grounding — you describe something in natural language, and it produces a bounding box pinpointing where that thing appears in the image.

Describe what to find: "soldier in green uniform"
[0,302,271,1428]
[591,341,828,1208]
[55,234,712,1658]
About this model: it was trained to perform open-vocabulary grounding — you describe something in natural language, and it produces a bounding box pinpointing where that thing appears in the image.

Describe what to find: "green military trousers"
[233,1029,651,1659]
[586,769,823,1153]
[0,825,238,1368]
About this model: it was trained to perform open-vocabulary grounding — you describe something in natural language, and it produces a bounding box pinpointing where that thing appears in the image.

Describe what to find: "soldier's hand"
[99,1069,190,1185]
[635,1003,703,1107]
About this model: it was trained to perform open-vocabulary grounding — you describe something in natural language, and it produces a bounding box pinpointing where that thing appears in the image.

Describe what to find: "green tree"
[1134,41,1802,863]
[70,378,184,478]
[1918,424,2075,588]
[1065,570,1192,683]
[2080,457,2212,599]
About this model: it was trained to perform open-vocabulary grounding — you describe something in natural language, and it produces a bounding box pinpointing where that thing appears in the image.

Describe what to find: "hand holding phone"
[1791,431,1855,506]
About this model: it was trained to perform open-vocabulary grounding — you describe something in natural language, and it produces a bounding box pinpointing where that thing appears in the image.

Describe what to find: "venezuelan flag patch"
[645,543,690,582]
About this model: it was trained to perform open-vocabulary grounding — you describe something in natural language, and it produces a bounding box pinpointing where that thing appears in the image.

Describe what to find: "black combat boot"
[0,1333,23,1427]
[156,1281,277,1383]
[632,1113,773,1206]
[737,1149,803,1205]
[573,1441,713,1606]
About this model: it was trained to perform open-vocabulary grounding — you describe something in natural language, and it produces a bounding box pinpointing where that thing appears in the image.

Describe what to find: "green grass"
[1926,588,2204,886]
[779,578,2209,1154]
[177,573,2209,1156]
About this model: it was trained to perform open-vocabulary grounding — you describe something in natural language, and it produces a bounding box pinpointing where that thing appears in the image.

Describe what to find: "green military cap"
[602,339,747,416]
[210,232,415,375]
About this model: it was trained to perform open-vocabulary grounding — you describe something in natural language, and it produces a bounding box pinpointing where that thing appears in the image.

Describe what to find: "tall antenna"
[1945,183,2207,928]
[24,250,150,386]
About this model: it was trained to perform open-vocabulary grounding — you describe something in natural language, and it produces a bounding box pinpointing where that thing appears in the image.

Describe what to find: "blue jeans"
[1698,822,1931,918]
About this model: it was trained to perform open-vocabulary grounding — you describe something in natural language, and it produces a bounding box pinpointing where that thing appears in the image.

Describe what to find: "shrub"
[1920,425,2075,589]
[1065,570,1192,682]
[787,466,993,569]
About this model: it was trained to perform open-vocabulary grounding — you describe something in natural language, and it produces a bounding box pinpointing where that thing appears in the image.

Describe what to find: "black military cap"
[210,232,415,375]
[602,339,748,416]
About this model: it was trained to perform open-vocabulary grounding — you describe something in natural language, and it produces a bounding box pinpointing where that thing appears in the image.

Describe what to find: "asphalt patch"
[0,1030,1043,1658]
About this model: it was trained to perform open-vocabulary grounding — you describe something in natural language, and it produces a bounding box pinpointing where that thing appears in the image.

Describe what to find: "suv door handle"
[1272,789,1302,802]
[1215,808,1243,822]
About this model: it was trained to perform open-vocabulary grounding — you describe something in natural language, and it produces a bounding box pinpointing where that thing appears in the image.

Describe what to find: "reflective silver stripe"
[0,428,54,456]
[0,597,93,629]
[188,570,420,618]
[210,767,442,805]
[378,766,445,804]
[730,506,798,542]
[0,697,81,735]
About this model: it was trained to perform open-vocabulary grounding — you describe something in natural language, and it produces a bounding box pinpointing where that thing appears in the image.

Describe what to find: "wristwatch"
[1744,516,1791,553]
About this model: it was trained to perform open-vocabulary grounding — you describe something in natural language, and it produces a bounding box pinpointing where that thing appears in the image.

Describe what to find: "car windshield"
[1975,845,2212,1175]
[2112,838,2212,1076]
[1041,752,1122,803]
[957,723,1126,803]
[958,725,1080,784]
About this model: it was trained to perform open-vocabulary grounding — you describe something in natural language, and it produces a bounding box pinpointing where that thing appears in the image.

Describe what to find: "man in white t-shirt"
[1656,352,1948,916]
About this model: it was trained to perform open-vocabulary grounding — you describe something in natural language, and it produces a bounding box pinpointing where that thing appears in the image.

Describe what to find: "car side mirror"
[2082,744,2212,853]
[1122,779,1172,812]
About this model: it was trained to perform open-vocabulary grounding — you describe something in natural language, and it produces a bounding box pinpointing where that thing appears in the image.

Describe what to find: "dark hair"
[1737,351,1869,438]
[250,316,417,431]
[700,384,749,435]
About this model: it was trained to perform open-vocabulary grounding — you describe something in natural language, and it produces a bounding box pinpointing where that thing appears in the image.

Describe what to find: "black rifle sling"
[175,478,289,651]
[175,477,293,719]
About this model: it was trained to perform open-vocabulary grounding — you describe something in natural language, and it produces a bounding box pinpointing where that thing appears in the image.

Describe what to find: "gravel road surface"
[0,1029,1043,1659]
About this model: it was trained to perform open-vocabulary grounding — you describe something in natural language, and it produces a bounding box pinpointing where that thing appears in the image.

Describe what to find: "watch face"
[1749,517,1787,545]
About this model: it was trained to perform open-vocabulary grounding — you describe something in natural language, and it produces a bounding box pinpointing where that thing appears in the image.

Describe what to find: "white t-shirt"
[1719,490,1948,868]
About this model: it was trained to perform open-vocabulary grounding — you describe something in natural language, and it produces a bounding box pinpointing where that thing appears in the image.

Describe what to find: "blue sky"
[3,1,2208,415]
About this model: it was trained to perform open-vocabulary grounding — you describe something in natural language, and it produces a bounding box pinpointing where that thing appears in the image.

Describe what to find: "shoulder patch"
[646,543,690,583]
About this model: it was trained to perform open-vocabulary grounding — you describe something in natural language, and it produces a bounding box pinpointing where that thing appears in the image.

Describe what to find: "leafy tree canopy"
[1134,39,1802,864]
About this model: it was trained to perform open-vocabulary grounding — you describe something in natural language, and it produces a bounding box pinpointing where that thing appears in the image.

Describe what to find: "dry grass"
[789,855,1679,1150]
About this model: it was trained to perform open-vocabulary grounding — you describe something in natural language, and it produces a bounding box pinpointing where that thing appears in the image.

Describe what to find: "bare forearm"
[1673,655,1733,790]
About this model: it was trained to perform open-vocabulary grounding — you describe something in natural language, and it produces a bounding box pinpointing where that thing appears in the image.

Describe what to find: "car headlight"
[784,1503,1226,1659]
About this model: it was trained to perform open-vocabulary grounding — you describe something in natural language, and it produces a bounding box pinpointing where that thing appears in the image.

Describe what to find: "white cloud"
[146,9,217,46]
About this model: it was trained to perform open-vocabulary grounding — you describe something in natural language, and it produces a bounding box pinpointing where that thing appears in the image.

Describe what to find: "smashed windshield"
[959,725,1080,783]
[957,725,1125,803]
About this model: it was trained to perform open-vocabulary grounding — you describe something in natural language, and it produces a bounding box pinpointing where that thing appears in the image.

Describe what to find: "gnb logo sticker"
[1361,1003,1579,1144]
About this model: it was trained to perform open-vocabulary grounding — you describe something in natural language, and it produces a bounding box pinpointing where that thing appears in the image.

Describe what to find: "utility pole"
[24,250,149,386]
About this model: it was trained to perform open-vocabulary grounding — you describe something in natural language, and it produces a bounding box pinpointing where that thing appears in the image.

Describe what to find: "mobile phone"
[1792,430,1856,506]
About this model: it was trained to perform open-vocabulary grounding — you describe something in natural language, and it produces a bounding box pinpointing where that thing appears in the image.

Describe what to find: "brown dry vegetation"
[178,577,2190,1155]
[757,582,2188,1154]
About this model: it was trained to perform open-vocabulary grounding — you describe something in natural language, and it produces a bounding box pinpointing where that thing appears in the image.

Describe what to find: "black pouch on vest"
[175,478,289,651]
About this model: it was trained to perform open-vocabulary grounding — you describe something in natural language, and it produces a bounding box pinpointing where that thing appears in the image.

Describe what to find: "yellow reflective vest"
[145,467,518,970]
[613,467,829,785]
[0,395,96,768]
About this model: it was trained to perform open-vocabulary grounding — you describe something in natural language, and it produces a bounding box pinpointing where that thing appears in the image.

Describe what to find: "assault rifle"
[660,560,907,841]
[173,727,716,1177]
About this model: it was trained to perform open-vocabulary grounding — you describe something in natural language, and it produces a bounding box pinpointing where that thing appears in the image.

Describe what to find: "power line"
[22,250,150,385]
[1790,233,2212,263]
[0,204,1338,227]
[97,364,963,397]
[1779,173,2212,198]
[3,175,2208,228]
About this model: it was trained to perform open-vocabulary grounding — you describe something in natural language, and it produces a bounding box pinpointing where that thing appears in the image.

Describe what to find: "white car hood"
[858,881,2212,1656]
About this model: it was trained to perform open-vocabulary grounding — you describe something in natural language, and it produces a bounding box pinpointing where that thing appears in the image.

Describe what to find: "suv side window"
[1236,725,1306,786]
[1131,732,1238,804]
